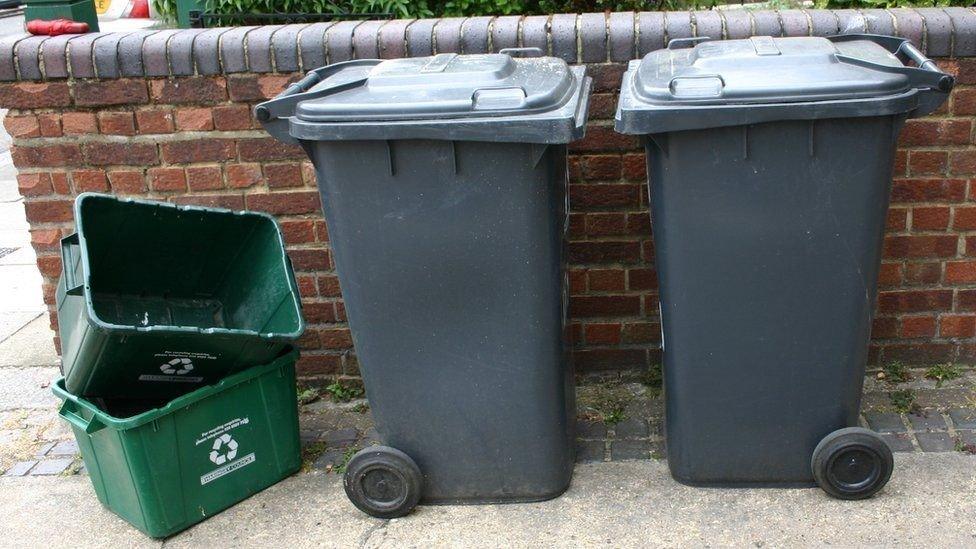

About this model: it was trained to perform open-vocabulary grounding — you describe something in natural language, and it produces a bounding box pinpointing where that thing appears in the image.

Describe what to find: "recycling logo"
[209,433,238,465]
[160,357,194,375]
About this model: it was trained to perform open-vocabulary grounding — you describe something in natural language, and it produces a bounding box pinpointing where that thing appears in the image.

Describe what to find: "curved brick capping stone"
[2,9,976,382]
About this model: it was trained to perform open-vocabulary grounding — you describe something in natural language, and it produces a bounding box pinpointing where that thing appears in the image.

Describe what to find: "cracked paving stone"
[949,408,976,430]
[915,432,955,452]
[907,412,947,432]
[577,420,607,439]
[323,428,358,448]
[575,440,605,463]
[3,460,36,477]
[880,433,914,453]
[613,418,649,439]
[313,448,346,470]
[29,458,73,475]
[610,439,651,461]
[864,412,907,433]
[47,439,78,456]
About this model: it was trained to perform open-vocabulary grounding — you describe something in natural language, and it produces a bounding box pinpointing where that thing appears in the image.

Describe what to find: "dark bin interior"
[78,195,302,335]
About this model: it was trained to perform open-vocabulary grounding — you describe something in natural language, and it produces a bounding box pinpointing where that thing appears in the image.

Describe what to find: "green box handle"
[60,233,84,297]
[58,398,105,435]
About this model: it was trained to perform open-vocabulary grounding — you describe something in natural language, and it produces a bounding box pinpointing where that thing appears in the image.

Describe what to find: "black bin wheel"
[812,427,893,500]
[343,446,422,518]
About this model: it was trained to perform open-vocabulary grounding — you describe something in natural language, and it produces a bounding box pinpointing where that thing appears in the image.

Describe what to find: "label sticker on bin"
[197,417,255,485]
[138,351,216,383]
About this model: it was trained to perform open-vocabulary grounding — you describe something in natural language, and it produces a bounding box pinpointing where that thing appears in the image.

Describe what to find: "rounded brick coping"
[1,8,975,82]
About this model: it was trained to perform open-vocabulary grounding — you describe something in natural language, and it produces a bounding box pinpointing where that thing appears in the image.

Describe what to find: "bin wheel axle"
[343,446,422,518]
[812,427,893,500]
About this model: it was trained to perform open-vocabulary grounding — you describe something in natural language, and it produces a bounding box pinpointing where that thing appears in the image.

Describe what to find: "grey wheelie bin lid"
[255,48,592,144]
[615,34,955,134]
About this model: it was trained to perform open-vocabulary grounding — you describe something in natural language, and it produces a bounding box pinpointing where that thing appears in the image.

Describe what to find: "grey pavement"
[0,454,973,547]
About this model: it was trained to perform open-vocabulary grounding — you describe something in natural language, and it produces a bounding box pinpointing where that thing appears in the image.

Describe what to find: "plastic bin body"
[52,349,301,538]
[57,193,304,400]
[615,35,952,486]
[257,52,591,504]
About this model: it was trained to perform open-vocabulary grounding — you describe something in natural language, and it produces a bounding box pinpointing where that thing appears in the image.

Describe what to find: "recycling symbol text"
[160,357,194,375]
[209,434,239,465]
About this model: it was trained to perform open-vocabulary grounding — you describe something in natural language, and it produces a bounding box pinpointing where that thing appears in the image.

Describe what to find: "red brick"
[903,262,939,285]
[950,150,976,175]
[3,114,39,138]
[952,59,976,85]
[882,235,957,259]
[185,166,223,191]
[569,241,641,264]
[945,261,976,283]
[61,112,97,134]
[954,88,976,115]
[36,114,61,137]
[908,151,947,176]
[585,212,627,236]
[94,113,133,137]
[569,269,586,295]
[628,268,657,291]
[621,153,646,181]
[568,157,582,183]
[877,262,902,287]
[871,317,898,339]
[585,323,621,345]
[886,208,908,231]
[912,206,949,231]
[238,137,304,162]
[161,139,235,164]
[569,295,641,318]
[51,172,69,194]
[71,169,109,192]
[225,163,264,188]
[297,353,341,375]
[75,79,148,106]
[135,109,174,134]
[318,275,341,297]
[588,269,625,291]
[170,194,245,210]
[264,163,303,188]
[246,191,322,215]
[589,63,626,92]
[587,93,616,119]
[279,220,315,244]
[626,213,651,235]
[893,150,907,177]
[11,143,82,168]
[36,255,62,278]
[302,301,337,323]
[30,229,62,252]
[296,274,317,297]
[227,74,297,102]
[899,316,936,338]
[953,206,976,230]
[940,315,976,337]
[622,322,658,344]
[107,170,146,194]
[898,119,971,147]
[17,173,52,197]
[24,199,73,223]
[570,125,639,153]
[581,155,622,180]
[319,328,353,350]
[569,184,641,209]
[0,82,71,109]
[174,107,213,131]
[877,290,953,313]
[891,179,967,203]
[148,167,186,192]
[287,248,330,271]
[149,77,227,104]
[83,142,157,166]
[212,104,252,130]
[573,348,646,371]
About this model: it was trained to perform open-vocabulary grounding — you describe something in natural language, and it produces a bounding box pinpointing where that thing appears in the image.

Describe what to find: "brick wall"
[3,9,976,382]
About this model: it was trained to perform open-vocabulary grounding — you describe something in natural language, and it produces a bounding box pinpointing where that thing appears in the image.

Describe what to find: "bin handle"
[58,399,104,435]
[60,233,84,297]
[254,59,381,124]
[498,47,543,58]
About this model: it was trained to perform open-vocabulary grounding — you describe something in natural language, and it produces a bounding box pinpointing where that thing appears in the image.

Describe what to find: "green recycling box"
[56,193,304,400]
[52,348,302,538]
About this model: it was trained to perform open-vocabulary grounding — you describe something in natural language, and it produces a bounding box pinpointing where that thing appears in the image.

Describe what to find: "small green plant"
[889,389,919,414]
[641,364,663,391]
[300,441,328,471]
[325,381,364,403]
[352,402,370,414]
[297,386,320,405]
[333,446,360,474]
[880,361,912,384]
[604,408,626,425]
[578,382,633,426]
[925,364,962,388]
[954,437,976,455]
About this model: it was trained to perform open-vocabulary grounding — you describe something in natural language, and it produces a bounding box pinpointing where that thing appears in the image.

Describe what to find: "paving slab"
[0,315,59,367]
[0,366,59,411]
[0,454,973,547]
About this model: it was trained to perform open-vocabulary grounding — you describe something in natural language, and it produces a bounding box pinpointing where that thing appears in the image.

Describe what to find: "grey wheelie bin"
[256,49,591,517]
[615,34,953,499]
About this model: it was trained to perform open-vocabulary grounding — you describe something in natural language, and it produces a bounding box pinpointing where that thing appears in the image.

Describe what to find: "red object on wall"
[127,0,150,18]
[26,19,90,36]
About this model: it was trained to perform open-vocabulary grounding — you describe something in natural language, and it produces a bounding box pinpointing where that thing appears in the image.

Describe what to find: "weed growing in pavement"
[301,441,328,472]
[325,381,364,403]
[879,361,913,384]
[334,447,360,474]
[890,389,920,414]
[352,402,370,414]
[641,364,663,394]
[578,382,633,426]
[954,437,976,455]
[925,364,962,388]
[297,386,320,405]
